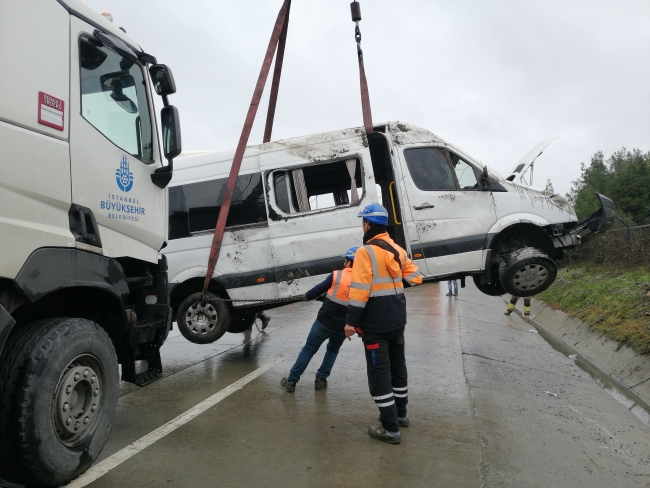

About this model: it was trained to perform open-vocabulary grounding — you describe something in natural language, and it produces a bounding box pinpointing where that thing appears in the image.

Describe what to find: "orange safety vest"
[326,267,353,306]
[349,234,423,309]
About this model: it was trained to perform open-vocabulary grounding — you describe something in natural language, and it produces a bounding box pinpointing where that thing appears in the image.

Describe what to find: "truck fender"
[14,248,129,303]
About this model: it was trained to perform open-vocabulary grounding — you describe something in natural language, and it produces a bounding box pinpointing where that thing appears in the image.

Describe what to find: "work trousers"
[362,327,408,433]
[288,320,346,383]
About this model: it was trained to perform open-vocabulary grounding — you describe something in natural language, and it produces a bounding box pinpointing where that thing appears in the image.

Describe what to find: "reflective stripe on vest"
[327,268,353,306]
[363,245,404,297]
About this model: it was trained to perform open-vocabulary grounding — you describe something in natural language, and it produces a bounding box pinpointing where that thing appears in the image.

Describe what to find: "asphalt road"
[62,281,650,487]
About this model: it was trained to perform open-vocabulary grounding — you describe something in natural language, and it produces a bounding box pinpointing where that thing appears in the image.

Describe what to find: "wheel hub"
[186,302,219,335]
[513,264,549,292]
[54,358,102,447]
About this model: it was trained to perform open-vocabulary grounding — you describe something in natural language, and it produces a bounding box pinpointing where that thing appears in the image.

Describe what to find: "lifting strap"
[351,1,374,135]
[202,0,374,296]
[202,0,291,295]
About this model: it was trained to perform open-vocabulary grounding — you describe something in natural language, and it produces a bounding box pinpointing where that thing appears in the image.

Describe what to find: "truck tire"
[227,312,258,333]
[472,276,507,296]
[498,247,557,297]
[0,318,119,487]
[177,292,230,344]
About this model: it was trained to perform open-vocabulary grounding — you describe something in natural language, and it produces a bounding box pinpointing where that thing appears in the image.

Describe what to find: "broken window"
[271,158,363,214]
[404,147,457,191]
[449,152,480,190]
[168,172,267,240]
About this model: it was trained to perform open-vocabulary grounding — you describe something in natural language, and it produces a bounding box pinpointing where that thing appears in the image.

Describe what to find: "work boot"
[504,310,512,315]
[446,292,452,296]
[453,292,458,296]
[368,425,401,444]
[280,377,296,393]
[259,312,271,330]
[524,315,531,323]
[314,378,328,390]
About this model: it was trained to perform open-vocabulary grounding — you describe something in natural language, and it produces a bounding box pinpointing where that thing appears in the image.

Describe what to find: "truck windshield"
[79,36,154,162]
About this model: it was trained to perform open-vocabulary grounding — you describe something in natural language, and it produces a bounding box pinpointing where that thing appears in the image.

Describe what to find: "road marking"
[67,362,276,487]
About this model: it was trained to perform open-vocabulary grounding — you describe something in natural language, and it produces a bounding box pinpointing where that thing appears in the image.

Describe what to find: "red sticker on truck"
[38,92,64,131]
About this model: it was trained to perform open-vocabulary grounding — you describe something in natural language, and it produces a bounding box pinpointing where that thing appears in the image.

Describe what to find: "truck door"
[69,19,165,262]
[396,144,497,276]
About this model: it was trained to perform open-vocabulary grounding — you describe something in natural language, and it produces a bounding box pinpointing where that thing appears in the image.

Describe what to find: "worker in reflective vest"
[281,247,359,393]
[345,203,423,444]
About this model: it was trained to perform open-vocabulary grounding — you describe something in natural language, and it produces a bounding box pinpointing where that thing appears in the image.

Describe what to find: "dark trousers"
[509,296,531,307]
[362,327,408,433]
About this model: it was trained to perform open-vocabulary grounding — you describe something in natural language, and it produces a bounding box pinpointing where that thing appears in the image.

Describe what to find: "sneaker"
[259,313,271,330]
[314,378,328,390]
[368,425,401,444]
[453,292,458,296]
[280,377,296,392]
[446,292,452,296]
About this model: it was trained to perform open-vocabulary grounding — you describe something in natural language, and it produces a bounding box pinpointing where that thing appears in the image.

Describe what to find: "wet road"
[69,282,650,488]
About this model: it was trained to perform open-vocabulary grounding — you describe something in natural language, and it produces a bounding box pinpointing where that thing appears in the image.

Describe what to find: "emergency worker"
[280,247,359,392]
[345,203,423,444]
[505,295,532,322]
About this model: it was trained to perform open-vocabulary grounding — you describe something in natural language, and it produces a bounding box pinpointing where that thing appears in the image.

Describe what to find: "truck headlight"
[549,194,576,216]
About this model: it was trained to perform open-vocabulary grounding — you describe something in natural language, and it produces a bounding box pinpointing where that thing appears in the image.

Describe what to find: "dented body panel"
[165,121,605,309]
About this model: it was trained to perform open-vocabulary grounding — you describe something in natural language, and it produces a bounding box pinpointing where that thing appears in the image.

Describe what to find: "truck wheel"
[227,312,257,333]
[0,318,118,487]
[472,276,507,296]
[498,247,557,297]
[177,292,230,344]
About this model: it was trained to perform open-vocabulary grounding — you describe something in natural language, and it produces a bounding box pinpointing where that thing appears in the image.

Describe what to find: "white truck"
[165,121,615,344]
[0,1,181,485]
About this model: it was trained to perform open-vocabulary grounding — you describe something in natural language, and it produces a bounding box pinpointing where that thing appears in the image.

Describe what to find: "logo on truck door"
[115,155,134,192]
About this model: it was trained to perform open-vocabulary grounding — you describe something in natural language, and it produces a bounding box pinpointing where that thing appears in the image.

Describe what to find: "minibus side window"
[271,159,363,213]
[167,172,267,239]
[449,152,480,190]
[403,148,457,191]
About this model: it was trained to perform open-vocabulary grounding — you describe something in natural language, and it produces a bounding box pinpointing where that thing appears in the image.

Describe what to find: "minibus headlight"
[550,194,576,216]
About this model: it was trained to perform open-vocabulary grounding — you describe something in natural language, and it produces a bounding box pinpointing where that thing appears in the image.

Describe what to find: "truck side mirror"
[161,105,181,160]
[151,106,181,189]
[149,64,176,96]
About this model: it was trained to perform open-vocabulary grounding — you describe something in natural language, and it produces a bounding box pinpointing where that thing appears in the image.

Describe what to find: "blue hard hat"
[342,246,360,261]
[358,203,389,225]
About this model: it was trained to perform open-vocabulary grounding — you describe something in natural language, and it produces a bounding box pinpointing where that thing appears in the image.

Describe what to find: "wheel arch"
[488,222,556,259]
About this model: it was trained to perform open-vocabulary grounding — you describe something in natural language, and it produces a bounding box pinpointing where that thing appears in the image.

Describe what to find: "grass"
[538,267,650,355]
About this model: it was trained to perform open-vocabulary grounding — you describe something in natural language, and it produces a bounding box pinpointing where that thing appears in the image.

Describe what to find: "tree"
[567,148,650,223]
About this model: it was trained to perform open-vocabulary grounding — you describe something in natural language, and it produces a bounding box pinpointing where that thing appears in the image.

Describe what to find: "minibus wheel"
[472,276,507,296]
[227,312,257,333]
[499,247,557,297]
[177,292,230,344]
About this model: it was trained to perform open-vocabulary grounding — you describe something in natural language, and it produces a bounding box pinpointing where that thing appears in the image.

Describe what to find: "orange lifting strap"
[202,0,373,296]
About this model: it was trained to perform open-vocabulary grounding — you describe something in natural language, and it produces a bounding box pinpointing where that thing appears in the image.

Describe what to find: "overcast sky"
[86,0,649,196]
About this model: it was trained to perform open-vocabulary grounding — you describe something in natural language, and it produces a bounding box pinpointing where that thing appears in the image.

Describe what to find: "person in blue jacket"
[280,247,358,392]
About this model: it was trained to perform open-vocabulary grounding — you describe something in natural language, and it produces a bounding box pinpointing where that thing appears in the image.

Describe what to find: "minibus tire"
[0,318,118,487]
[498,247,557,297]
[472,276,507,296]
[177,292,230,344]
[227,312,257,333]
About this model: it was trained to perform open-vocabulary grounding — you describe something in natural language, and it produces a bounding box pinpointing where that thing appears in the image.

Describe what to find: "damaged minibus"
[164,121,615,343]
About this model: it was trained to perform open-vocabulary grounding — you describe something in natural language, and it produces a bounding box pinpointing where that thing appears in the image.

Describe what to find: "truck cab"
[164,121,614,344]
[0,1,180,485]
